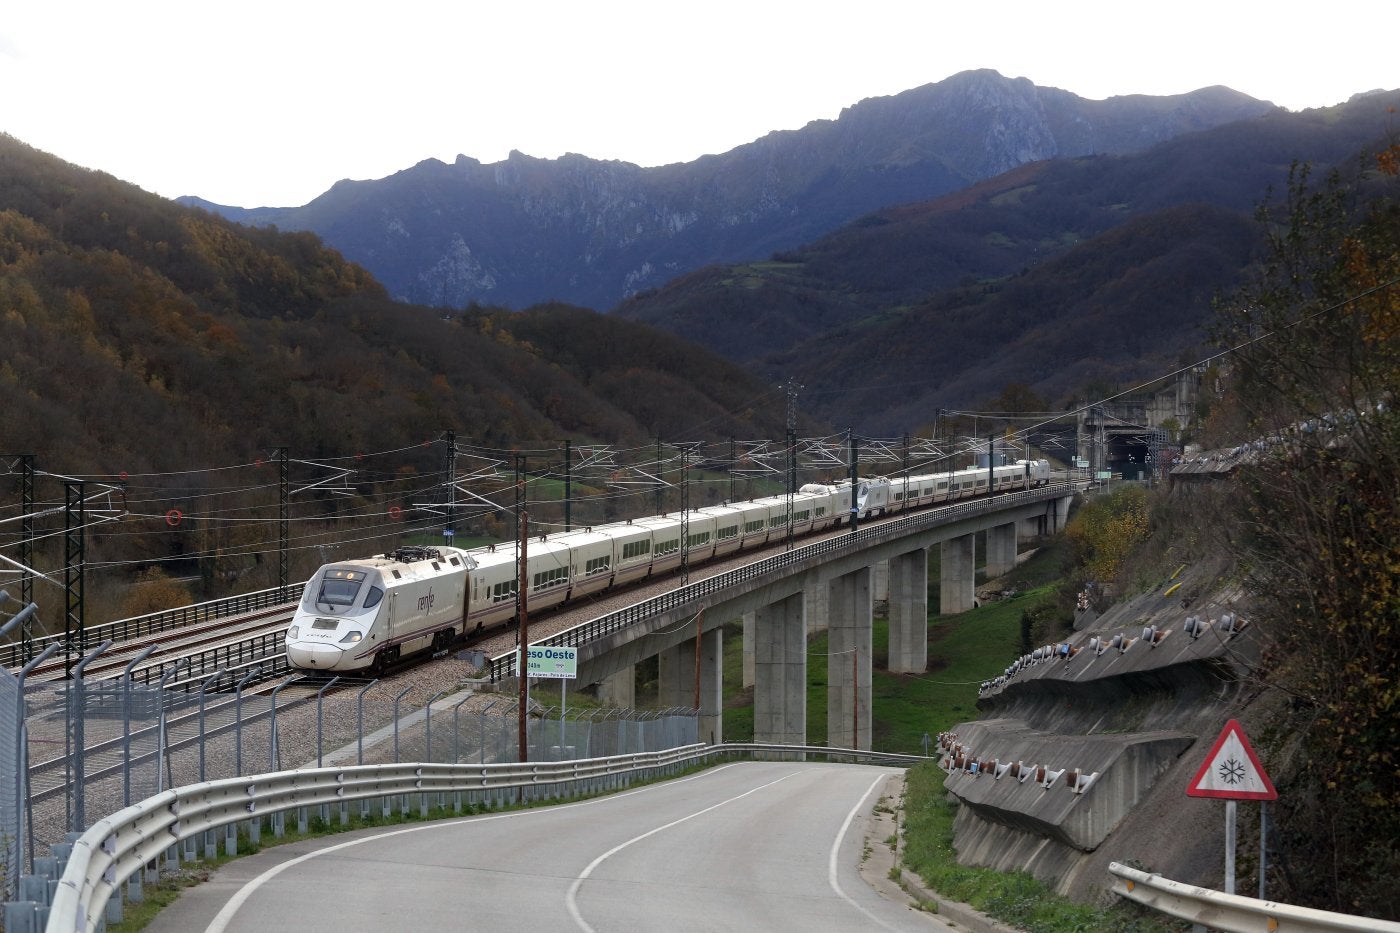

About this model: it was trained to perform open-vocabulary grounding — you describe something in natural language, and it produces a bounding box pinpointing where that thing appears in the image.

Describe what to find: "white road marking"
[566,771,802,932]
[827,774,900,931]
[202,763,743,933]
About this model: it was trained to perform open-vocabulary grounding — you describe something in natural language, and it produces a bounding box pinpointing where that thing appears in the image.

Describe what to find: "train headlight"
[287,625,300,639]
[339,630,363,644]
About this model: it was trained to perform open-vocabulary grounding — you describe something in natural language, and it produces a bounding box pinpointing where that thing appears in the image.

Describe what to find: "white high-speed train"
[285,459,1050,674]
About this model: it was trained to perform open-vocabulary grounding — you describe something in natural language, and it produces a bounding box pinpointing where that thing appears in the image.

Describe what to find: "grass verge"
[901,764,1188,932]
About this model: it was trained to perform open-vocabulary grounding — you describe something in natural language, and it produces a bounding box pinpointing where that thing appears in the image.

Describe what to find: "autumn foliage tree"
[1064,485,1150,589]
[118,568,194,618]
[1216,142,1400,918]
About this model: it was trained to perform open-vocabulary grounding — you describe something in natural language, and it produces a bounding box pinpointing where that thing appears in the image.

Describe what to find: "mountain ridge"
[612,89,1400,430]
[181,70,1277,311]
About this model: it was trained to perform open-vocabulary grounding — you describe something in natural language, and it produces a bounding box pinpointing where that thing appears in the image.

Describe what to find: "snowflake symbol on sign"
[1218,757,1248,785]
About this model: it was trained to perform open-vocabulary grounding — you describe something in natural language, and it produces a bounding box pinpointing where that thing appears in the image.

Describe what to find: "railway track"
[20,606,297,687]
[23,672,373,805]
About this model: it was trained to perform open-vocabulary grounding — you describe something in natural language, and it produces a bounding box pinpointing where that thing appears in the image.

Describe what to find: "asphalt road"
[144,761,956,933]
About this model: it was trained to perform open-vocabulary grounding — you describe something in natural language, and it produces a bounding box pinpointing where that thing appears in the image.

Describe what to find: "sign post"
[527,646,578,759]
[1187,719,1277,895]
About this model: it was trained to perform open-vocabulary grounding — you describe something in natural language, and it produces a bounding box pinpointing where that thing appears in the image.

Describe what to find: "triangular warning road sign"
[1187,719,1278,800]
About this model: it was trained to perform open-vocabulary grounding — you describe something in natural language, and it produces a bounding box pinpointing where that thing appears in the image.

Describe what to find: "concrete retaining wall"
[941,558,1259,898]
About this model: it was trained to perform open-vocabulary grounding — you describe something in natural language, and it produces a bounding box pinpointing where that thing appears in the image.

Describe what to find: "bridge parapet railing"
[1,582,307,670]
[489,484,1072,682]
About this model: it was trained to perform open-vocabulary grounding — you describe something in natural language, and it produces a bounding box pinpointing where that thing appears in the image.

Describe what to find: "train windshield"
[314,569,368,608]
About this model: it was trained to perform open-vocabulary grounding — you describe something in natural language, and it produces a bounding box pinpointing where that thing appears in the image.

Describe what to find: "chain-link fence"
[0,666,20,900]
[15,676,699,871]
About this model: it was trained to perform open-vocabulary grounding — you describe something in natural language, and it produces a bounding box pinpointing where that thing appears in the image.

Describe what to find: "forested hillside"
[0,135,793,613]
[0,135,789,472]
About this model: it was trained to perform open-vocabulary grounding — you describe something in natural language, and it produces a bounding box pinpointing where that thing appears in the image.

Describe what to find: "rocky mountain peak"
[186,70,1275,311]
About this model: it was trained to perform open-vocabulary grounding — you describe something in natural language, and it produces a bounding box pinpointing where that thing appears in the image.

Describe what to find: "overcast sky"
[2,1,1394,208]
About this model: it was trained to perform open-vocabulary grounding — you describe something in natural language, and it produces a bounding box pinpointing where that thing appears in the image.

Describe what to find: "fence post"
[196,668,226,784]
[68,640,113,833]
[392,686,412,763]
[121,646,158,808]
[155,659,191,793]
[424,690,446,764]
[268,676,296,773]
[478,700,499,765]
[450,695,470,764]
[315,676,341,767]
[356,680,378,766]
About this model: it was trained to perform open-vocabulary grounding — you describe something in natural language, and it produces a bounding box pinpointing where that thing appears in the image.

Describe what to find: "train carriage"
[731,500,775,548]
[464,546,522,633]
[519,537,574,612]
[286,546,470,673]
[697,504,746,557]
[759,496,793,536]
[803,486,839,531]
[889,476,916,512]
[680,511,718,564]
[287,453,1058,675]
[552,528,614,600]
[632,515,685,576]
[594,520,655,587]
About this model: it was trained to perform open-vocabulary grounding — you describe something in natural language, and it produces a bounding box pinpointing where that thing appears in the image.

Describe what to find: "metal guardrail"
[489,484,1072,681]
[1109,861,1400,932]
[1,582,307,670]
[35,742,923,932]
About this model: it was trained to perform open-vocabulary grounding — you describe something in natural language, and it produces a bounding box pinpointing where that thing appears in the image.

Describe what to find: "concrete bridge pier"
[657,643,691,708]
[753,592,807,747]
[596,666,635,708]
[657,630,724,744]
[888,548,928,674]
[804,584,829,635]
[985,522,1017,580]
[744,588,825,690]
[871,559,889,610]
[826,568,872,750]
[741,611,755,689]
[698,628,723,744]
[940,533,977,614]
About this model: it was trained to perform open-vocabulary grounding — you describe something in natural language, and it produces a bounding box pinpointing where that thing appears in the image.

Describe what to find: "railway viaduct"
[492,484,1075,748]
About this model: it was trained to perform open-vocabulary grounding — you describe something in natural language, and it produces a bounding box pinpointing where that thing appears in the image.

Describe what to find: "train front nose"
[287,643,343,670]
